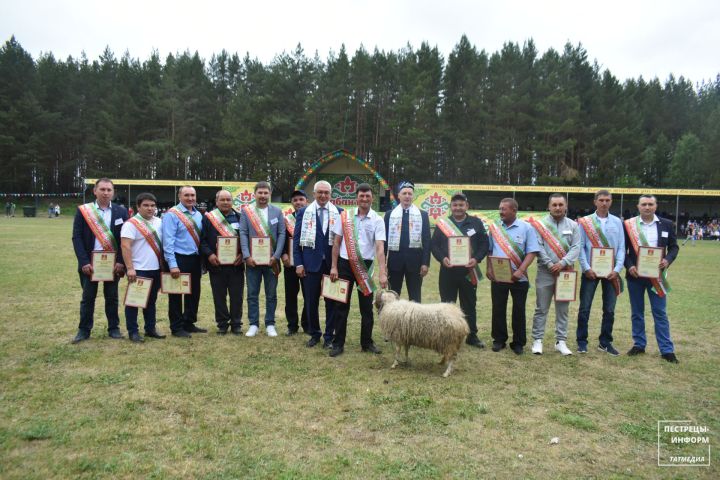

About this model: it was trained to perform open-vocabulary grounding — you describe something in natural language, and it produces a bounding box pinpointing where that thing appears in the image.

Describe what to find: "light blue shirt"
[162,203,203,269]
[578,212,626,273]
[488,218,541,283]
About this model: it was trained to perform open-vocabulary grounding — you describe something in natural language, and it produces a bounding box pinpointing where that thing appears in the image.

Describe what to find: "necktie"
[400,209,410,248]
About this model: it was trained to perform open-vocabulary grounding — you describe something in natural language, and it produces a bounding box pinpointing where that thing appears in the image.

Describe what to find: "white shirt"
[93,202,114,251]
[257,206,268,224]
[640,215,659,247]
[121,216,163,270]
[332,208,386,260]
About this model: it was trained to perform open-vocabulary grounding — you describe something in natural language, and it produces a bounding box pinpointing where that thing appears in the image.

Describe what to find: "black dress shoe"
[145,329,166,339]
[230,325,242,335]
[466,336,486,349]
[661,352,679,363]
[329,346,344,357]
[362,343,382,354]
[491,342,506,352]
[511,345,524,355]
[627,346,646,356]
[185,325,207,333]
[129,332,144,343]
[217,328,228,335]
[71,331,90,344]
[108,329,124,339]
[286,329,298,336]
[172,330,192,338]
[323,340,333,349]
[306,337,321,348]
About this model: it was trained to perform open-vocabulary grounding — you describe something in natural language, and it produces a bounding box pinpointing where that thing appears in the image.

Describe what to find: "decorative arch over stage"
[295,149,397,207]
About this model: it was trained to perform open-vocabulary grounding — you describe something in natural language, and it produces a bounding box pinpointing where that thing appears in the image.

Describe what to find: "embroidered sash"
[128,215,164,270]
[205,209,236,237]
[79,203,117,251]
[299,201,339,248]
[169,207,200,248]
[341,208,376,296]
[624,217,670,297]
[578,215,622,295]
[284,212,296,237]
[436,217,481,285]
[387,204,423,251]
[487,222,524,269]
[528,216,568,261]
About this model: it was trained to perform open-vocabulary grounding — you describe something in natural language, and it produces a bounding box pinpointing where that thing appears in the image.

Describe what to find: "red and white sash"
[169,207,201,248]
[128,215,164,270]
[341,208,376,296]
[205,209,236,237]
[79,202,117,251]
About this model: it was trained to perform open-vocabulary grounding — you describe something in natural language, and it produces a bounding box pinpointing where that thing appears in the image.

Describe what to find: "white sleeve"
[121,221,137,239]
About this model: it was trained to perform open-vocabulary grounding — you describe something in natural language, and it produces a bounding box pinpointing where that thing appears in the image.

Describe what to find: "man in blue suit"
[623,194,680,363]
[293,180,342,348]
[71,178,128,343]
[384,181,431,302]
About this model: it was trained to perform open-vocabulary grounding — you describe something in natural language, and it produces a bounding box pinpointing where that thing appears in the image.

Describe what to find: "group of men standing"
[72,178,680,363]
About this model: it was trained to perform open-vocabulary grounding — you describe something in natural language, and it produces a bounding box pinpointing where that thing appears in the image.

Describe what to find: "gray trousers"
[532,283,570,341]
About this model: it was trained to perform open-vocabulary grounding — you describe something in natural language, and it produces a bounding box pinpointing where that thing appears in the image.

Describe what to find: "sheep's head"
[374,289,399,313]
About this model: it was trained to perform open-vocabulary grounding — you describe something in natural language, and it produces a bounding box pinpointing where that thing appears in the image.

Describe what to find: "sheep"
[374,290,470,378]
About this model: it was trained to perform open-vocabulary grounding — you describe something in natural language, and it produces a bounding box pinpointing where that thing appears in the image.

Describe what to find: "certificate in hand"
[91,251,116,282]
[251,237,272,265]
[321,275,350,303]
[124,277,153,309]
[637,246,663,278]
[554,270,578,302]
[161,273,192,294]
[217,236,238,265]
[448,236,470,266]
[590,247,614,278]
[488,256,513,283]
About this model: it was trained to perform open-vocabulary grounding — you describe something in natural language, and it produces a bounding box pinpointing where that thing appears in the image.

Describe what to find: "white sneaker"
[266,325,278,337]
[555,340,573,356]
[532,339,543,355]
[245,325,259,337]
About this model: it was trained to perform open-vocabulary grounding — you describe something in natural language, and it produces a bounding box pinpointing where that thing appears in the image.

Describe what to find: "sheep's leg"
[442,359,454,378]
[391,343,401,369]
[403,345,409,364]
[439,353,449,365]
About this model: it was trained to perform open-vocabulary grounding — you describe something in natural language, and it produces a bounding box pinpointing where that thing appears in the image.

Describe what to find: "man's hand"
[330,267,338,281]
[246,257,257,268]
[296,265,306,278]
[270,257,278,268]
[420,265,429,277]
[281,253,291,268]
[233,254,244,266]
[584,269,597,280]
[486,267,496,282]
[379,272,388,289]
[113,263,125,277]
[170,267,181,279]
[208,254,221,267]
[659,259,669,270]
[127,268,137,282]
[549,263,564,275]
[607,271,618,281]
[627,266,639,278]
[442,257,452,268]
[81,263,94,276]
[511,268,525,282]
[465,258,478,269]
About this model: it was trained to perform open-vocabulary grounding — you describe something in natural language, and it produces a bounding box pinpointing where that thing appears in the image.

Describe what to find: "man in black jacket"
[384,181,431,302]
[623,194,680,363]
[200,190,245,335]
[71,178,128,343]
[431,193,489,348]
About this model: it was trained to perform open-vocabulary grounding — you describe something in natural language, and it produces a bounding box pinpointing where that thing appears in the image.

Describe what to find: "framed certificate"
[124,277,153,309]
[637,246,663,278]
[321,275,350,303]
[91,250,116,282]
[590,247,614,278]
[251,237,272,265]
[554,270,578,302]
[217,236,238,265]
[488,256,513,283]
[448,236,470,266]
[161,273,192,294]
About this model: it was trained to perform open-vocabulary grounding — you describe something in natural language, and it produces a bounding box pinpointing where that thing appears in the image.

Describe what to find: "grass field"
[0,216,718,479]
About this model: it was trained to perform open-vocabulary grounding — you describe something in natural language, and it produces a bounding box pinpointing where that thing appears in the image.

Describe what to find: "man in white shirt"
[120,193,166,342]
[328,183,388,357]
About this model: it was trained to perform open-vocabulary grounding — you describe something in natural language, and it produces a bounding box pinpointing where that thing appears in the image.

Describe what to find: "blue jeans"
[124,270,161,334]
[627,277,674,354]
[576,276,617,348]
[246,265,278,327]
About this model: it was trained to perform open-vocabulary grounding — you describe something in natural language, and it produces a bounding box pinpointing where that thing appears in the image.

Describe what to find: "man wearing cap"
[431,192,489,348]
[384,181,431,302]
[200,190,245,335]
[293,181,342,348]
[282,189,309,336]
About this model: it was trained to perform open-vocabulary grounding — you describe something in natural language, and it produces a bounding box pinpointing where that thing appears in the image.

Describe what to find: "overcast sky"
[2,0,718,84]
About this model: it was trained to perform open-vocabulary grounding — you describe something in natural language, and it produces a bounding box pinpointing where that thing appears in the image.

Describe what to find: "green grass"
[0,217,718,479]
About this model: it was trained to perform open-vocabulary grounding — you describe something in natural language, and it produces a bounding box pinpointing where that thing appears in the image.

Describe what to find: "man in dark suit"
[384,181,431,302]
[293,180,342,348]
[281,189,309,336]
[623,194,680,363]
[200,190,245,335]
[71,177,128,343]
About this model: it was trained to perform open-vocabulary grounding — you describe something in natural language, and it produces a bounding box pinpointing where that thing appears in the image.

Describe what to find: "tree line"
[1,35,718,196]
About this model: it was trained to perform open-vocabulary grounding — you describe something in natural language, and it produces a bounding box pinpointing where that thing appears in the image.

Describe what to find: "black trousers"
[208,264,245,330]
[303,259,336,343]
[284,266,308,333]
[388,266,423,303]
[491,281,529,348]
[78,272,120,333]
[438,267,477,336]
[168,253,202,333]
[331,257,375,348]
